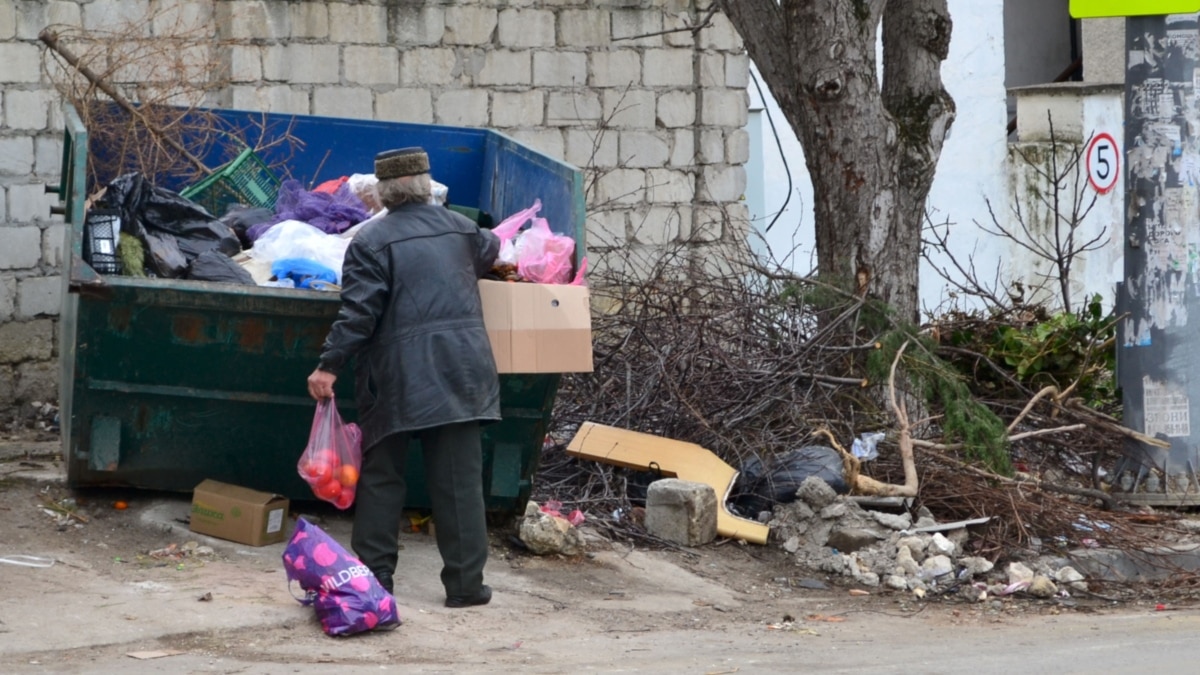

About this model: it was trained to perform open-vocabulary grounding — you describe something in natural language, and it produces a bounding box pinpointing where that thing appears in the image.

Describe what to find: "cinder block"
[0,44,41,83]
[589,51,641,88]
[42,224,65,268]
[288,2,328,38]
[657,91,696,128]
[586,209,627,247]
[559,10,610,47]
[0,278,14,322]
[664,12,694,48]
[594,168,645,205]
[151,0,212,35]
[0,365,13,405]
[533,51,586,87]
[630,205,686,245]
[0,137,35,175]
[47,0,83,29]
[0,318,53,364]
[670,129,696,167]
[493,91,545,128]
[229,86,310,114]
[0,3,16,39]
[8,187,51,224]
[697,12,742,51]
[612,9,663,47]
[330,3,387,43]
[227,45,263,83]
[547,91,601,126]
[17,276,62,318]
[216,1,289,40]
[698,129,724,164]
[435,90,489,127]
[498,9,555,48]
[565,129,617,169]
[313,87,373,119]
[683,205,725,242]
[700,164,747,203]
[444,6,497,46]
[82,0,150,33]
[507,129,564,160]
[35,137,63,176]
[698,53,724,89]
[345,46,400,86]
[646,168,695,203]
[394,6,445,45]
[400,48,457,86]
[700,89,748,127]
[265,44,340,84]
[644,49,694,87]
[619,131,670,168]
[16,360,58,404]
[726,128,750,165]
[0,186,6,220]
[726,53,750,88]
[602,89,656,129]
[478,50,532,86]
[377,89,434,124]
[0,227,42,269]
[644,478,718,547]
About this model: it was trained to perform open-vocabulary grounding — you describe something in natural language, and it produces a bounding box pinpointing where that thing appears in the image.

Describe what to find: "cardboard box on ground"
[190,479,290,546]
[479,280,593,374]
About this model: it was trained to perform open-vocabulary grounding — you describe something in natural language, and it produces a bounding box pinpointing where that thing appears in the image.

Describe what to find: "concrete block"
[16,360,57,404]
[345,46,400,86]
[0,365,12,406]
[377,89,434,124]
[287,2,328,38]
[630,204,688,245]
[435,90,489,127]
[0,2,15,39]
[602,89,656,129]
[216,1,290,40]
[700,164,747,203]
[80,0,150,33]
[8,187,51,224]
[0,44,41,83]
[595,168,645,205]
[670,129,696,167]
[586,209,627,247]
[698,12,742,51]
[644,478,718,547]
[699,129,724,164]
[698,53,724,89]
[5,89,51,131]
[227,45,263,83]
[477,50,532,86]
[35,137,63,176]
[507,129,564,161]
[42,224,65,268]
[493,91,545,128]
[313,87,373,119]
[444,6,497,46]
[394,6,445,45]
[657,91,696,128]
[533,51,586,87]
[619,131,670,168]
[726,52,750,88]
[684,205,725,242]
[265,44,340,84]
[330,3,387,43]
[723,202,750,240]
[0,186,5,220]
[0,137,35,175]
[400,48,458,86]
[47,1,83,29]
[547,91,601,126]
[0,319,53,363]
[17,276,61,318]
[0,227,43,270]
[565,129,618,169]
[646,168,694,203]
[151,0,212,34]
[589,51,641,88]
[700,89,748,127]
[499,9,555,48]
[0,277,14,322]
[726,128,750,164]
[643,49,694,87]
[559,9,610,47]
[229,86,310,115]
[663,11,694,47]
[612,9,663,47]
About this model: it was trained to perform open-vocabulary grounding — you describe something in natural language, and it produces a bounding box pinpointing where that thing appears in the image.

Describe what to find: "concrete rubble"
[767,477,1088,601]
[519,500,585,556]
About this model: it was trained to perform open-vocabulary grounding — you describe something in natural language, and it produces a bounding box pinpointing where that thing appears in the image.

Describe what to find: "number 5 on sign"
[1086,133,1120,195]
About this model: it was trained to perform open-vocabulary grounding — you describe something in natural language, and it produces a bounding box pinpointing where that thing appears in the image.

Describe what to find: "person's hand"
[308,368,337,400]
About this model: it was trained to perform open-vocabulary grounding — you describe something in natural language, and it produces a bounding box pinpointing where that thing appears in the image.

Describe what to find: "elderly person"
[307,147,500,609]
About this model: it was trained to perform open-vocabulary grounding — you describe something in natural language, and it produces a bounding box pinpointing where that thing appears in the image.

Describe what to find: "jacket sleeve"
[317,239,390,374]
[474,227,500,278]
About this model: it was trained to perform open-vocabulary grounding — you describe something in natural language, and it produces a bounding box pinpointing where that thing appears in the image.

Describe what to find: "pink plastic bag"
[297,397,362,510]
[515,217,576,285]
[492,199,542,265]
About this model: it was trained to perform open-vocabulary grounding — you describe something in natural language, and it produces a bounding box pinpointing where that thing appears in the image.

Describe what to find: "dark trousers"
[351,421,488,597]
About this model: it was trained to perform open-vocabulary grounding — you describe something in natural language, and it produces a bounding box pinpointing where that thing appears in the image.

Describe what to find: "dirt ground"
[1,438,1196,674]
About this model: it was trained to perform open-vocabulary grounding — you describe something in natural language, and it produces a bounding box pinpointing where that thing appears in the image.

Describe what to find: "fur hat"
[374,147,430,180]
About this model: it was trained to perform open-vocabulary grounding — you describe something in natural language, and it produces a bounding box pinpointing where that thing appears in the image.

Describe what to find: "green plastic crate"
[181,148,280,216]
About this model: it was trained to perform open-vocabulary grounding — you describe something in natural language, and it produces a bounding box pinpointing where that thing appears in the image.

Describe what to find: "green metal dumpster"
[53,104,585,514]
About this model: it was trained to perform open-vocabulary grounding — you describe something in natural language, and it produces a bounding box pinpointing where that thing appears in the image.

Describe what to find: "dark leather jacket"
[318,203,501,449]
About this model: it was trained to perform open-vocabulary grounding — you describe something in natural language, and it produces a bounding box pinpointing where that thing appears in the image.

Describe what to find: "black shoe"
[372,569,394,595]
[445,584,492,608]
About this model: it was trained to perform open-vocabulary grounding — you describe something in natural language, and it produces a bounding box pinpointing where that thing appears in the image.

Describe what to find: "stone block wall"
[0,0,751,412]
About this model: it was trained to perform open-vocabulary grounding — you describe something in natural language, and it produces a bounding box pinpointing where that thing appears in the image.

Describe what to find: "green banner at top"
[1071,0,1200,17]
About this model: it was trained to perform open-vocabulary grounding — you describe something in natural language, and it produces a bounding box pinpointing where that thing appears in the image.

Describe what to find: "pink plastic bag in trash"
[515,217,576,285]
[492,199,542,265]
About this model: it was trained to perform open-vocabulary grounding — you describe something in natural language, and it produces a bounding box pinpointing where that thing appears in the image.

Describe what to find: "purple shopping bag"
[282,517,400,636]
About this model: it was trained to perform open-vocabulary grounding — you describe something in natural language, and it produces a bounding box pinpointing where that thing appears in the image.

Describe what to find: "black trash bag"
[729,445,849,516]
[100,173,240,277]
[220,206,275,250]
[187,250,255,285]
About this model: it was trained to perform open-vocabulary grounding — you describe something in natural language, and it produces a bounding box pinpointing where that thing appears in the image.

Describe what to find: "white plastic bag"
[248,220,352,283]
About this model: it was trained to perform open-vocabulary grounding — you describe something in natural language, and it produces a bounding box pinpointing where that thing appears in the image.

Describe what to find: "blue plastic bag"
[272,258,338,290]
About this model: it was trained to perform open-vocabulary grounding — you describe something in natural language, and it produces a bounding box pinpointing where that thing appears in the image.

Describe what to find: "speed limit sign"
[1086,132,1120,195]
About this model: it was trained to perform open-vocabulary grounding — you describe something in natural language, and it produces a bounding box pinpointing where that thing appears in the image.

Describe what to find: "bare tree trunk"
[719,0,955,323]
